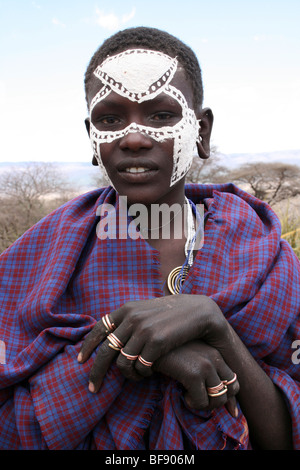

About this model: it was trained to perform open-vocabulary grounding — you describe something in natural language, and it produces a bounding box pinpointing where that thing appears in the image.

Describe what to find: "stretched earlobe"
[196,108,214,160]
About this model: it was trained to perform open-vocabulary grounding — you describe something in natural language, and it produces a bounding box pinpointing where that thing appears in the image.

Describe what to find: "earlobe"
[196,108,214,159]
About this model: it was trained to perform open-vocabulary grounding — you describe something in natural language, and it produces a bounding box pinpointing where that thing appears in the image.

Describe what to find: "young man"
[0,27,299,450]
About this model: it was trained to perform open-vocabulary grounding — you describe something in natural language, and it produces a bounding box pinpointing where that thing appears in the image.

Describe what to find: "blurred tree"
[90,167,109,189]
[185,145,229,184]
[0,163,75,253]
[228,162,300,204]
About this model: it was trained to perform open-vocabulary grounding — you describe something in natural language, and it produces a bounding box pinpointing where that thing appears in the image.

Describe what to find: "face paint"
[89,49,201,187]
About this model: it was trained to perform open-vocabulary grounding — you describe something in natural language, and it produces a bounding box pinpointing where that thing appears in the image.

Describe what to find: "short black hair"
[84,26,204,108]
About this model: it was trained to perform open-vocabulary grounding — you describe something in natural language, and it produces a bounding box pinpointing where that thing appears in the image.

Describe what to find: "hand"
[78,295,230,392]
[154,340,239,416]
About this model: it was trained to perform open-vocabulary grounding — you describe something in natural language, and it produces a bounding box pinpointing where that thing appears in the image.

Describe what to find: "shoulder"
[185,182,282,246]
[186,182,280,227]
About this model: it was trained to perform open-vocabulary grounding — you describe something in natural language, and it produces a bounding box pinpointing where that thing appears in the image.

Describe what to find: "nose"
[119,126,153,152]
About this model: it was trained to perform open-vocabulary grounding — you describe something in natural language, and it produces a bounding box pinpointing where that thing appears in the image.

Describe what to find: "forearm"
[220,323,293,449]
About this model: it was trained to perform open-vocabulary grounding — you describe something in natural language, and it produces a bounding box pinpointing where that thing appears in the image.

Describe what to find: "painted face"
[88,49,201,188]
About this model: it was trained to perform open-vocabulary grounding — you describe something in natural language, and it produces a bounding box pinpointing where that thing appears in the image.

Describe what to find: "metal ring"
[223,373,237,386]
[107,333,124,349]
[120,349,138,361]
[138,355,153,367]
[102,314,115,333]
[108,343,121,351]
[207,381,225,394]
[207,385,228,398]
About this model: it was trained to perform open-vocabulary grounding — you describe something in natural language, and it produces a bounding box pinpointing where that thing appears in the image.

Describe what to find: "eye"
[151,112,174,121]
[97,115,121,125]
[149,111,182,128]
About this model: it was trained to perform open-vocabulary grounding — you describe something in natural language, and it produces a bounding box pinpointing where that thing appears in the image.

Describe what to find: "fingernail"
[185,397,192,408]
[89,382,95,393]
[229,404,239,418]
[226,399,239,418]
[77,353,83,362]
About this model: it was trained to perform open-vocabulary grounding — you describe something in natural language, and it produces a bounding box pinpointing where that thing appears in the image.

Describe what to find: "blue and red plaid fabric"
[0,183,299,450]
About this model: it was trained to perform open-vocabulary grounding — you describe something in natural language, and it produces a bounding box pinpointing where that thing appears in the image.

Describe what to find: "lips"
[125,167,151,174]
[117,160,159,183]
[117,159,158,173]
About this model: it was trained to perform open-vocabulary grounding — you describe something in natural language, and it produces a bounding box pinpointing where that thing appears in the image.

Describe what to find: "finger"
[213,364,240,399]
[185,368,225,410]
[223,372,240,397]
[222,373,239,417]
[133,335,166,378]
[205,366,233,411]
[88,327,131,391]
[135,354,154,377]
[78,321,107,363]
[78,303,131,364]
[207,370,239,416]
[225,396,239,418]
[184,380,209,409]
[88,340,119,393]
[116,348,142,382]
[116,333,148,380]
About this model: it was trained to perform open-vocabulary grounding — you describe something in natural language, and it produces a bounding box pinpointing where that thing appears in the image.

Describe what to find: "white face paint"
[89,49,201,187]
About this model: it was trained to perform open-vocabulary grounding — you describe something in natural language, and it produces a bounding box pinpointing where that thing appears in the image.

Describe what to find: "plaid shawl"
[0,183,299,450]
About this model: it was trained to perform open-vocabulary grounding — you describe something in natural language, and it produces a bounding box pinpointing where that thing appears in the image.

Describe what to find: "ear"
[85,117,90,135]
[85,117,98,166]
[196,107,214,160]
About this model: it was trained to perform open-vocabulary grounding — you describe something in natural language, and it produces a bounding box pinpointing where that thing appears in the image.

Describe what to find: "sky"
[1,0,300,164]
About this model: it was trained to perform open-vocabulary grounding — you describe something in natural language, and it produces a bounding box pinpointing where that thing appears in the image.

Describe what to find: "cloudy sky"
[1,0,300,163]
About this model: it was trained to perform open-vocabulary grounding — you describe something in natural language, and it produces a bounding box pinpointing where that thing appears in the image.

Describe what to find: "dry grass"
[278,201,300,259]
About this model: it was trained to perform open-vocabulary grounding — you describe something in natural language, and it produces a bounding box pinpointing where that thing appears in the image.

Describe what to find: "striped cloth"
[0,183,299,450]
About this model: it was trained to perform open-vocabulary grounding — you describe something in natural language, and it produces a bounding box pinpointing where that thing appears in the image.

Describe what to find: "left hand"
[78,294,230,392]
[153,340,239,415]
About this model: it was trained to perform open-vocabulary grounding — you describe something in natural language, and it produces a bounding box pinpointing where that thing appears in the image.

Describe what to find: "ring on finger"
[107,333,124,350]
[138,355,153,367]
[108,343,121,351]
[121,349,138,361]
[208,386,228,398]
[207,381,225,394]
[223,373,237,386]
[207,381,228,397]
[102,314,115,334]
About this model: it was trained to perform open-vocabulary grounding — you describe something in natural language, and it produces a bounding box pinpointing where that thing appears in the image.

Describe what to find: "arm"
[215,322,293,449]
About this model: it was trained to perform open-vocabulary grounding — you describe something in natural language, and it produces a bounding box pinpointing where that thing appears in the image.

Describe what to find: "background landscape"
[1,149,300,192]
[1,150,299,257]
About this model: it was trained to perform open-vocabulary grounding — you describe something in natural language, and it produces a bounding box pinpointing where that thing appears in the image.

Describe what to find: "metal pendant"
[167,265,189,295]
